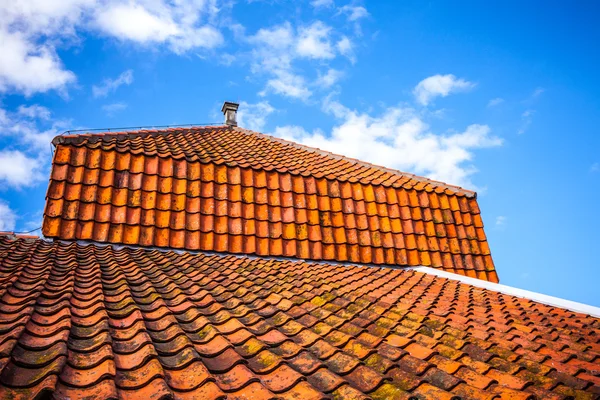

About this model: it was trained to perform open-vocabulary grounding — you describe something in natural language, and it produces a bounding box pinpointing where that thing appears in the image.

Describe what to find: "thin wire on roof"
[12,226,42,234]
[60,122,222,136]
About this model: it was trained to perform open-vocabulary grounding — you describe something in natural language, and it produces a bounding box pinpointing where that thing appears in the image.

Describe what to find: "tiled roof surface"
[43,126,497,282]
[1,236,598,400]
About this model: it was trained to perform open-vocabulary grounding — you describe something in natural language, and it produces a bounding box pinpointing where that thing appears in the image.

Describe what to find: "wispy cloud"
[316,68,343,88]
[336,36,355,63]
[93,70,134,98]
[102,102,128,116]
[532,87,544,98]
[260,70,312,100]
[246,20,356,100]
[237,101,275,131]
[518,109,535,134]
[0,200,17,231]
[516,87,544,134]
[522,86,545,106]
[311,0,334,8]
[338,5,369,21]
[495,216,507,227]
[1,105,69,151]
[0,104,70,188]
[487,97,504,107]
[591,162,599,173]
[413,74,475,106]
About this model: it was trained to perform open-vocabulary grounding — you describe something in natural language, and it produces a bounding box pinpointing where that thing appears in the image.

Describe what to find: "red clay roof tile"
[43,126,498,281]
[0,236,598,400]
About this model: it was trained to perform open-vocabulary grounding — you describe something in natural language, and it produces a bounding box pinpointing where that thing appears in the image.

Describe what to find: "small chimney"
[221,101,239,127]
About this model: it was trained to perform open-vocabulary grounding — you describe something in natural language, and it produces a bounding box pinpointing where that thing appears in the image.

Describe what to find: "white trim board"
[408,266,600,318]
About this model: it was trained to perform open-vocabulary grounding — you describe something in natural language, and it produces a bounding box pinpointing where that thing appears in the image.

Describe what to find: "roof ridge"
[52,124,228,145]
[234,126,476,197]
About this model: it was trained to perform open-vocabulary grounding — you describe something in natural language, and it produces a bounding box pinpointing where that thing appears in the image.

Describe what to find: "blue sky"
[1,1,599,306]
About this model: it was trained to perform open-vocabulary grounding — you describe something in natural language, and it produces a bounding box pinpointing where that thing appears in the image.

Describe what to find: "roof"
[43,125,497,282]
[0,235,598,400]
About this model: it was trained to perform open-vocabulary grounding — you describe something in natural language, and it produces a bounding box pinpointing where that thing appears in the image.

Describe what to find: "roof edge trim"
[408,266,600,318]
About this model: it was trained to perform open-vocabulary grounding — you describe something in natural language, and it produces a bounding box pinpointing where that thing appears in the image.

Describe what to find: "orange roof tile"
[43,126,498,281]
[0,235,598,400]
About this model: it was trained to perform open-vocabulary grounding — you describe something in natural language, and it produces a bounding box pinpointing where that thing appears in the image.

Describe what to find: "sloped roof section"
[1,236,599,400]
[43,126,497,282]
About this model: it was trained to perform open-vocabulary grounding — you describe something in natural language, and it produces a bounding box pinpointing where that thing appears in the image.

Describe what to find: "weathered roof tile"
[2,236,598,399]
[43,126,498,281]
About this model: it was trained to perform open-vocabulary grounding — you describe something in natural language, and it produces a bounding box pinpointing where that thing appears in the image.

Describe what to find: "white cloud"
[248,22,309,99]
[1,105,69,151]
[273,99,502,189]
[311,0,334,8]
[93,2,223,53]
[0,0,225,96]
[0,0,86,95]
[337,5,369,35]
[338,5,369,21]
[413,74,475,106]
[95,3,179,43]
[262,70,312,100]
[246,20,357,100]
[590,162,599,173]
[237,101,275,131]
[0,150,44,189]
[0,200,17,231]
[18,105,51,120]
[249,22,295,51]
[316,68,343,88]
[495,216,506,227]
[162,25,224,53]
[219,53,236,66]
[0,104,70,189]
[0,29,76,96]
[92,69,134,98]
[337,36,355,62]
[296,21,334,59]
[102,102,128,116]
[487,97,504,107]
